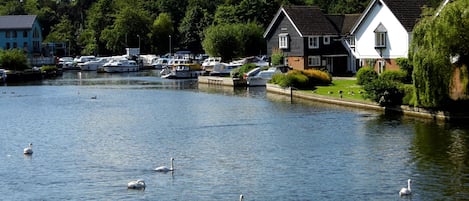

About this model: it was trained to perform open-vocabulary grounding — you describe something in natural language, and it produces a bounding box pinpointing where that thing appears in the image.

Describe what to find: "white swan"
[23,143,33,155]
[239,194,244,201]
[127,179,146,190]
[399,179,412,196]
[154,158,174,172]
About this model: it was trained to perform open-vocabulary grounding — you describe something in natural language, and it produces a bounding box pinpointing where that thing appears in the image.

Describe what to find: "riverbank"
[266,83,467,122]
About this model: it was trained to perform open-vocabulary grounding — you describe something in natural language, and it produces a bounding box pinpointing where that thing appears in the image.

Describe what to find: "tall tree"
[150,13,174,55]
[178,5,211,53]
[410,1,469,108]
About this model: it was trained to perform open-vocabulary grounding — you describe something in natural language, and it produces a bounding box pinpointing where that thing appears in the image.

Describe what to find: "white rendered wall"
[354,2,410,59]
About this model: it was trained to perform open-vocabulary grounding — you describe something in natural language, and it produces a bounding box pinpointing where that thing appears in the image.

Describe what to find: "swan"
[154,158,174,172]
[127,179,146,190]
[239,194,244,201]
[399,179,412,196]
[23,143,33,155]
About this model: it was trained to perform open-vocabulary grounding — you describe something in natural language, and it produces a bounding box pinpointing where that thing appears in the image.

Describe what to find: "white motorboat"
[152,58,171,69]
[161,64,205,79]
[79,57,111,71]
[209,63,241,77]
[245,67,282,86]
[102,59,138,73]
[202,57,221,72]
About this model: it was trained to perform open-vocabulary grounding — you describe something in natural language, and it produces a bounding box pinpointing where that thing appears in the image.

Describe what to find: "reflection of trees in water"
[412,122,469,199]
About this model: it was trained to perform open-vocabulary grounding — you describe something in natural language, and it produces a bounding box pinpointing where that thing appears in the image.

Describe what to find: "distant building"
[0,15,43,59]
[264,6,360,75]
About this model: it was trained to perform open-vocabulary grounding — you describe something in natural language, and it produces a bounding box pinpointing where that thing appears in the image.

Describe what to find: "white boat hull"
[102,66,139,73]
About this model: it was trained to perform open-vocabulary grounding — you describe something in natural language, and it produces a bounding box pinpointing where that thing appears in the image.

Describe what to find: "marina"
[0,71,468,200]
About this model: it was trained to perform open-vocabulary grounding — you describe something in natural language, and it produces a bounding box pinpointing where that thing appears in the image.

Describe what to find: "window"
[33,28,39,38]
[278,33,289,49]
[308,36,319,49]
[374,23,387,48]
[6,43,10,49]
[323,36,330,45]
[5,31,10,38]
[308,56,321,66]
[23,31,28,38]
[375,32,386,48]
[13,31,17,38]
[13,42,17,48]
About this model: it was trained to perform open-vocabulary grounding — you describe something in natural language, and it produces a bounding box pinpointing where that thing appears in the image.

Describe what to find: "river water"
[1,71,468,200]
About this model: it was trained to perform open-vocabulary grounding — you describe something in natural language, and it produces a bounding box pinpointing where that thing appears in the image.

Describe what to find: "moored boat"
[102,59,139,73]
[161,64,205,79]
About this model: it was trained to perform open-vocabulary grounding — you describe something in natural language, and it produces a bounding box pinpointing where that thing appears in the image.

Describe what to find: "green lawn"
[305,79,370,102]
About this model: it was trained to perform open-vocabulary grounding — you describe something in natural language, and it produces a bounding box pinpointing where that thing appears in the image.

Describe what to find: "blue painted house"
[0,15,42,58]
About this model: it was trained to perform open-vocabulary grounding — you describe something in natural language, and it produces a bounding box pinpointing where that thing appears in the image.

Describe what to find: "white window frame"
[308,56,321,66]
[279,33,289,49]
[375,32,386,48]
[348,35,356,47]
[308,36,319,49]
[323,36,330,45]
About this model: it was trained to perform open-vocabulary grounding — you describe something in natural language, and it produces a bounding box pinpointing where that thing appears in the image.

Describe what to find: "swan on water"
[154,158,174,172]
[240,194,244,201]
[23,143,33,155]
[127,179,146,190]
[399,179,412,196]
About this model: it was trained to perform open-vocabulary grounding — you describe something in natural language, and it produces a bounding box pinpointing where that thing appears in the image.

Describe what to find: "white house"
[345,0,432,73]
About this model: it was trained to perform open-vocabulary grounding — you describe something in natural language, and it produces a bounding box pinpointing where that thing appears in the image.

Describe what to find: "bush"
[380,70,407,83]
[401,84,414,105]
[356,67,378,85]
[270,48,284,66]
[363,77,404,106]
[270,69,331,89]
[41,65,58,72]
[230,63,257,79]
[396,58,413,83]
[302,69,332,86]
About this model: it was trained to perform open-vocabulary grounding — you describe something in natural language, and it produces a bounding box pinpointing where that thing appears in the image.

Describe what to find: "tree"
[202,22,265,61]
[100,6,151,54]
[410,1,469,108]
[0,49,28,72]
[178,5,211,53]
[202,24,239,61]
[150,13,174,55]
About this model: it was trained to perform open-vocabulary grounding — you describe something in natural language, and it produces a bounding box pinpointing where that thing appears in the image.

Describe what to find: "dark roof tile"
[0,15,37,30]
[283,6,339,35]
[382,0,431,31]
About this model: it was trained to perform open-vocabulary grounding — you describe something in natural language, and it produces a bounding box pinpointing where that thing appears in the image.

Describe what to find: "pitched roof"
[351,0,431,33]
[382,0,430,31]
[326,14,362,35]
[0,15,37,30]
[264,6,341,38]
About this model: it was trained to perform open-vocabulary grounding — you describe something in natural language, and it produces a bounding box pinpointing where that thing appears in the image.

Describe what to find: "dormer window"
[279,33,289,49]
[374,23,387,48]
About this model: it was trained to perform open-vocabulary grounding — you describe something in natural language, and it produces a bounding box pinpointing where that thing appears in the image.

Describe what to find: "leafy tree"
[101,6,151,54]
[202,24,239,61]
[0,49,28,72]
[410,0,469,108]
[213,5,239,25]
[178,5,211,53]
[236,22,266,56]
[81,0,114,55]
[150,13,174,55]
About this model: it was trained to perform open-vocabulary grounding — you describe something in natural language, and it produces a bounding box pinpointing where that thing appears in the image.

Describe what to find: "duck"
[127,179,146,190]
[23,143,33,155]
[399,179,412,196]
[154,158,174,172]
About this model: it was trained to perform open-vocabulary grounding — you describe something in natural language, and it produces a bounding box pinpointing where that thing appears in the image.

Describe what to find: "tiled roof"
[382,0,430,31]
[0,15,37,30]
[283,6,339,35]
[326,14,362,35]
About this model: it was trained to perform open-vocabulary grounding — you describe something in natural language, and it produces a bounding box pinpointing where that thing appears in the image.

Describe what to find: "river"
[1,71,468,200]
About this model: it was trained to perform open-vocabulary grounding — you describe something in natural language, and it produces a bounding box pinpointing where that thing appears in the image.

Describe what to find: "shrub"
[401,84,414,105]
[270,48,284,66]
[230,63,257,79]
[41,65,58,72]
[356,67,378,85]
[302,69,332,86]
[380,70,407,83]
[363,77,404,106]
[396,58,413,83]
